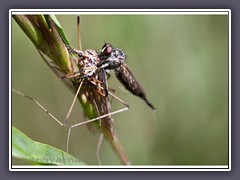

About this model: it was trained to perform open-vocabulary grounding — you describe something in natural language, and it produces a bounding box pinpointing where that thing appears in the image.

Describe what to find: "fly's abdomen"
[114,65,156,111]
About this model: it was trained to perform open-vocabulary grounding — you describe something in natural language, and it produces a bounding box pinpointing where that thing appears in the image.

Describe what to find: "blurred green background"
[12,14,229,165]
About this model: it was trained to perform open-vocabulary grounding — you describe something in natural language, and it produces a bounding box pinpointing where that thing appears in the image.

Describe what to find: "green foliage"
[12,127,86,165]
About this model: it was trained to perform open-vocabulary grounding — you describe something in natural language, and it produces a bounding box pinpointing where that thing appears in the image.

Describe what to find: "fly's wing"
[114,64,156,111]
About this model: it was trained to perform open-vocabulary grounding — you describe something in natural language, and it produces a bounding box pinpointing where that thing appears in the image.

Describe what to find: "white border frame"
[9,9,231,171]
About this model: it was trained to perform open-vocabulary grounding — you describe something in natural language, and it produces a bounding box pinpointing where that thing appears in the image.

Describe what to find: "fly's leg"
[100,68,109,96]
[89,76,130,108]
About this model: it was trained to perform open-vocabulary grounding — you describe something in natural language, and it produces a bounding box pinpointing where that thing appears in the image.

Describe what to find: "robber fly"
[98,43,156,111]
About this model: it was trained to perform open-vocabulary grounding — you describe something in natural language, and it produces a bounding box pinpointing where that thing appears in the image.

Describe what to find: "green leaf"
[44,15,71,46]
[12,127,86,165]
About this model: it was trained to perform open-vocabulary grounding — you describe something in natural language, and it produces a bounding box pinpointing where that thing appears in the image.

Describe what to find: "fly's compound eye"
[101,43,113,56]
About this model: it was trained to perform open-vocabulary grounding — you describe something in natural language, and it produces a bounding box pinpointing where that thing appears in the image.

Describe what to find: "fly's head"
[99,43,113,57]
[98,43,126,70]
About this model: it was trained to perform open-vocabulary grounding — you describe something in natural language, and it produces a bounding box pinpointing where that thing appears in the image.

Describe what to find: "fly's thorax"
[99,48,126,70]
[111,48,126,65]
